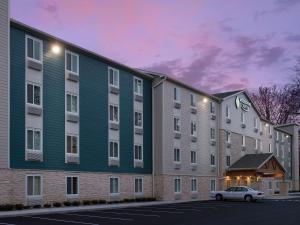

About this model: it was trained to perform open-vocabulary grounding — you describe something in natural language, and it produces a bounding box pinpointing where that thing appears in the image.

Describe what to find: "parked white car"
[211,186,265,202]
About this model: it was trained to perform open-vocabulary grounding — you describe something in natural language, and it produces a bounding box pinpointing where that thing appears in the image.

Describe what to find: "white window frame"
[26,128,42,152]
[210,128,215,141]
[242,135,245,147]
[109,104,119,124]
[210,101,216,114]
[66,92,79,115]
[134,177,144,195]
[190,93,196,107]
[191,150,197,164]
[269,125,272,135]
[134,144,143,162]
[134,77,143,96]
[174,178,181,193]
[109,140,119,159]
[26,35,43,63]
[65,50,79,75]
[210,179,216,191]
[134,111,143,128]
[254,117,258,129]
[210,153,216,166]
[225,105,230,118]
[226,131,231,143]
[174,148,181,163]
[269,143,272,153]
[173,116,180,133]
[66,176,79,197]
[255,139,258,150]
[65,134,79,155]
[26,175,42,198]
[26,82,42,107]
[276,131,279,141]
[108,67,119,88]
[109,176,120,195]
[191,121,197,136]
[191,178,197,192]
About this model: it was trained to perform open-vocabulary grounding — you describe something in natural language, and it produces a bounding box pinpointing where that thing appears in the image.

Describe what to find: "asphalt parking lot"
[0,198,300,225]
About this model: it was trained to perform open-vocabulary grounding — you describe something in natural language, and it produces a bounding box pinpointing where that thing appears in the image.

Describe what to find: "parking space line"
[98,211,160,217]
[67,213,133,221]
[116,208,184,214]
[162,205,219,210]
[0,223,16,225]
[23,216,99,225]
[143,206,203,212]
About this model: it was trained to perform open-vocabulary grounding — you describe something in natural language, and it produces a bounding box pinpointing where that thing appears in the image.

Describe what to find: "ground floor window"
[210,179,216,191]
[134,178,143,194]
[67,176,79,195]
[27,175,41,197]
[191,178,197,192]
[110,177,119,194]
[174,178,181,193]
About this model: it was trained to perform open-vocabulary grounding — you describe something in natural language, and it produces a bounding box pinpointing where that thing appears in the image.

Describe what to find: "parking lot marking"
[0,223,16,225]
[116,208,184,214]
[163,204,219,210]
[99,211,161,217]
[67,213,133,221]
[144,206,203,212]
[23,216,99,225]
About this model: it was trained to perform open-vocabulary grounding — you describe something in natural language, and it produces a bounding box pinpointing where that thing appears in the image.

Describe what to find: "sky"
[10,0,300,93]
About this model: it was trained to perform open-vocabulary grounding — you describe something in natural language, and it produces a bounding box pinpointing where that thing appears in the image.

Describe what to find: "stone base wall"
[0,169,153,205]
[154,175,217,201]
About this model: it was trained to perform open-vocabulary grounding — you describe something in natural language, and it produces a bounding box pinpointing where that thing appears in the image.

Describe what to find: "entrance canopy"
[226,153,285,178]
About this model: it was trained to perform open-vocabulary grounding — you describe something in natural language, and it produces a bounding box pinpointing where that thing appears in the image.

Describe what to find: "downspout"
[151,76,166,198]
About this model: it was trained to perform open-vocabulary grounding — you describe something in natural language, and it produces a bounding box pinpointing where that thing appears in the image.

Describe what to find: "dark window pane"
[72,54,78,73]
[27,176,33,195]
[27,84,33,104]
[73,177,78,194]
[27,130,33,149]
[34,86,40,105]
[67,136,71,153]
[34,40,41,61]
[67,177,71,194]
[27,38,33,58]
[66,53,72,71]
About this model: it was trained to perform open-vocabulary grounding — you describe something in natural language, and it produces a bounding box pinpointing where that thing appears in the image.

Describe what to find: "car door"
[224,187,235,199]
[232,187,243,199]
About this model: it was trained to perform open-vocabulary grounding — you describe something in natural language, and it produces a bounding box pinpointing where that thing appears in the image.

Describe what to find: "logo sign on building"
[235,96,251,112]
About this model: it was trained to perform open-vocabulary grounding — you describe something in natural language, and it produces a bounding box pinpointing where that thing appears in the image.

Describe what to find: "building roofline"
[138,69,221,102]
[10,19,154,80]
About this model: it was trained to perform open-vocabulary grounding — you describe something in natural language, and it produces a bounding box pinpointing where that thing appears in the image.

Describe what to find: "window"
[190,93,196,107]
[109,141,119,158]
[226,155,231,167]
[134,77,143,95]
[134,111,143,127]
[27,175,42,197]
[27,83,41,106]
[26,128,42,151]
[242,135,245,146]
[174,178,181,193]
[210,154,215,166]
[191,178,197,192]
[210,128,215,140]
[255,139,258,149]
[134,145,143,161]
[254,117,258,129]
[66,93,78,114]
[66,51,79,74]
[241,112,245,124]
[226,131,231,143]
[173,117,180,132]
[109,104,119,123]
[66,135,78,154]
[67,176,79,195]
[276,131,279,141]
[191,121,197,136]
[269,143,272,153]
[174,87,180,102]
[26,36,42,61]
[109,67,119,87]
[134,178,143,194]
[210,180,216,191]
[269,125,272,135]
[210,102,216,114]
[110,177,119,194]
[225,105,230,118]
[191,151,196,164]
[174,148,180,162]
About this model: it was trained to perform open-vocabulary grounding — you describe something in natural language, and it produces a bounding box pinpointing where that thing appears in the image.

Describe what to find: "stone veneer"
[0,169,153,205]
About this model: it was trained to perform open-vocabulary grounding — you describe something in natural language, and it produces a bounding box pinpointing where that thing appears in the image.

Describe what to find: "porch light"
[265,123,269,127]
[51,45,61,54]
[203,97,208,103]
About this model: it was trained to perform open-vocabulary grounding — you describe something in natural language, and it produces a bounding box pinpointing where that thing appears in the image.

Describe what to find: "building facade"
[0,1,299,205]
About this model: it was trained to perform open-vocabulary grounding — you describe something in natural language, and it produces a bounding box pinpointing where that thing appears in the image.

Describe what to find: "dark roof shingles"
[229,153,273,170]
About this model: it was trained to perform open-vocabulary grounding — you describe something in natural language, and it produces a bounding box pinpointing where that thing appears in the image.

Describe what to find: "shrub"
[43,204,51,208]
[24,205,31,210]
[63,201,71,207]
[0,204,14,211]
[91,200,98,205]
[71,201,81,206]
[15,204,24,210]
[83,200,91,205]
[33,205,41,209]
[53,202,62,207]
[98,199,106,204]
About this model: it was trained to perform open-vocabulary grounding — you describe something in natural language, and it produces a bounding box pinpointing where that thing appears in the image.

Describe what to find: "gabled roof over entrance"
[227,153,285,178]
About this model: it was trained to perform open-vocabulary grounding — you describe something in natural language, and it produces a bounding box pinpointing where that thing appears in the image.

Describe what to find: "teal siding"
[10,26,152,174]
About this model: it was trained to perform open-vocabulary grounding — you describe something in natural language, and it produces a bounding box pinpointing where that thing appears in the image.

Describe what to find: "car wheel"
[245,195,253,202]
[216,194,223,201]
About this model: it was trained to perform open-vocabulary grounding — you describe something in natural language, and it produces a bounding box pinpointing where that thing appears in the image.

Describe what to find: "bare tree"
[251,62,300,125]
